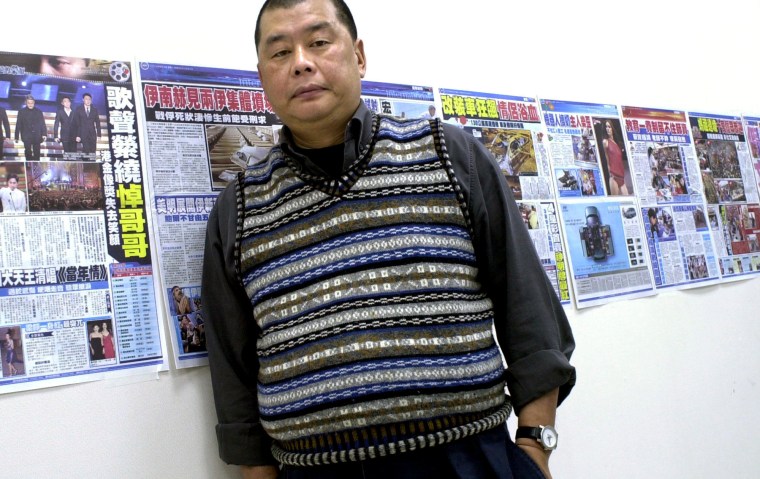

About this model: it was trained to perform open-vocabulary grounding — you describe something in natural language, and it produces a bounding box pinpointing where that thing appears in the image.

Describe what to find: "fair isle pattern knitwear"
[238,115,511,466]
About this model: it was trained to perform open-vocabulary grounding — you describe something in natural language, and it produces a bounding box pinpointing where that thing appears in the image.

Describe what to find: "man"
[647,208,664,240]
[72,93,101,154]
[0,174,27,214]
[202,1,575,478]
[575,128,595,163]
[171,286,197,316]
[53,96,76,155]
[14,95,47,161]
[528,205,539,230]
[0,106,10,161]
[421,104,436,119]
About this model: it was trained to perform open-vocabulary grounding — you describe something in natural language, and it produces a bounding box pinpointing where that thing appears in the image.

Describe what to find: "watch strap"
[515,426,542,441]
[516,425,558,451]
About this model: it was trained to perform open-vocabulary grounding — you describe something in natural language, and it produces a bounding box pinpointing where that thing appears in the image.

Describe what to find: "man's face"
[257,0,366,134]
[173,287,183,301]
[83,96,92,106]
[26,98,35,109]
[62,98,71,108]
[7,178,18,190]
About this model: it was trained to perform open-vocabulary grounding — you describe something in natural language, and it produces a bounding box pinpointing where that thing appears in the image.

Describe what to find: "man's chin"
[286,107,337,126]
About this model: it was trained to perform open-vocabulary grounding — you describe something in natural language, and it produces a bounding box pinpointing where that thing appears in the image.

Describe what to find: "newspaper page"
[0,51,166,393]
[621,106,722,289]
[689,112,760,279]
[744,116,760,197]
[558,197,656,308]
[138,62,280,368]
[437,88,569,305]
[539,99,634,198]
[743,115,760,273]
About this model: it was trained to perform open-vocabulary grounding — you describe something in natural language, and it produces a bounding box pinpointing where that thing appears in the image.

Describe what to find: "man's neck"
[286,103,359,149]
[289,124,345,149]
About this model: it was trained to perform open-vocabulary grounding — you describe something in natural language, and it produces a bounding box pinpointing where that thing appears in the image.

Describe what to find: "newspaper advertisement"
[539,99,633,198]
[558,197,656,308]
[0,51,166,393]
[621,106,722,288]
[689,111,760,279]
[437,88,569,304]
[138,62,280,367]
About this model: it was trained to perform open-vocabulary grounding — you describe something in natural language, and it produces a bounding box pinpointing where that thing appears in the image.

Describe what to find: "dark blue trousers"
[279,425,546,479]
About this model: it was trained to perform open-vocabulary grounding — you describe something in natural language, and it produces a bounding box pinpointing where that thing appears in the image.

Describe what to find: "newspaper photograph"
[557,197,656,308]
[138,62,280,367]
[539,99,633,198]
[689,111,760,280]
[0,51,166,394]
[620,105,723,289]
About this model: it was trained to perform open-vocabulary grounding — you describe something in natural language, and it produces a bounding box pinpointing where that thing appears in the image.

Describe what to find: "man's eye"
[272,50,289,59]
[312,40,329,47]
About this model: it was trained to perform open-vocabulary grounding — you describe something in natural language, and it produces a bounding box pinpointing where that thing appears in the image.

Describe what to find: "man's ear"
[354,38,367,78]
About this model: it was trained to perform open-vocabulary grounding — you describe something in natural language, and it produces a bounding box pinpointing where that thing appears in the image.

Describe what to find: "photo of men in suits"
[14,95,47,161]
[72,93,100,154]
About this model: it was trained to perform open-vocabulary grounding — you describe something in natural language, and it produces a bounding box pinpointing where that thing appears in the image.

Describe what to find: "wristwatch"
[515,425,558,451]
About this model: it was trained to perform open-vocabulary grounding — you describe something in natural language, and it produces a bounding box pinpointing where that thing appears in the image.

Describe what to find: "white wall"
[3,1,760,478]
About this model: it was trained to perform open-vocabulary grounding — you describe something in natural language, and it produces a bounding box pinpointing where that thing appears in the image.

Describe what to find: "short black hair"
[254,0,357,53]
[82,93,92,99]
[7,174,18,182]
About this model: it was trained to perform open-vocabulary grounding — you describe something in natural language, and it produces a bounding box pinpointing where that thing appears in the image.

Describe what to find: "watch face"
[541,426,558,449]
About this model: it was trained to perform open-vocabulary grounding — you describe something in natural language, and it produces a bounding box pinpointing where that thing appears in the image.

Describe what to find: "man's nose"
[292,46,314,76]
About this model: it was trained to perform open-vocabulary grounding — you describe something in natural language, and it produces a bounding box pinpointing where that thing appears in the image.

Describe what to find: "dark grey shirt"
[202,102,575,466]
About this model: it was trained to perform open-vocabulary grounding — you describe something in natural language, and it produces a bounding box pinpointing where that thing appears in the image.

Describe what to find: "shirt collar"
[278,101,374,176]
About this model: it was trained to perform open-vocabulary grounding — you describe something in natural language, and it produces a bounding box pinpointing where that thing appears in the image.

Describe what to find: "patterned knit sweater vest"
[238,115,510,465]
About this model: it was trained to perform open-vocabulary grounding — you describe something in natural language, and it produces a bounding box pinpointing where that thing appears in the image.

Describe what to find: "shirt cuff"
[505,349,576,414]
[216,422,278,466]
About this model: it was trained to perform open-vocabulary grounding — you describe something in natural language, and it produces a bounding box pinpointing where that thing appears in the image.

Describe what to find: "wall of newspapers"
[2,49,760,387]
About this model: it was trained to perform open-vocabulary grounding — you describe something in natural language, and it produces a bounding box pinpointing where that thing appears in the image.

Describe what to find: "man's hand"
[515,441,552,478]
[241,465,279,479]
[516,388,560,479]
[178,295,191,312]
